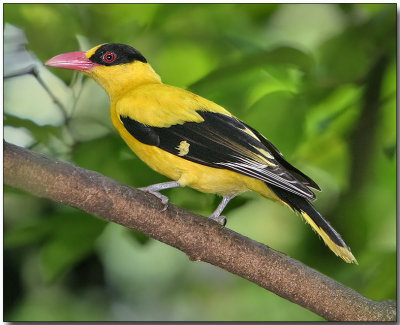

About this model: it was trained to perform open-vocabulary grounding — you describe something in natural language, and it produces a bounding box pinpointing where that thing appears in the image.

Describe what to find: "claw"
[209,213,227,226]
[140,188,169,210]
[138,181,180,212]
[209,213,226,226]
[207,194,235,226]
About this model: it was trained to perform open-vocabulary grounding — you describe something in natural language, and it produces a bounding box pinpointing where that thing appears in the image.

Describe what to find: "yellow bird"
[46,43,357,263]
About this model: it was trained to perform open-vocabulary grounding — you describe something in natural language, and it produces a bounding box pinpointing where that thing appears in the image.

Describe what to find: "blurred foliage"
[3,3,396,321]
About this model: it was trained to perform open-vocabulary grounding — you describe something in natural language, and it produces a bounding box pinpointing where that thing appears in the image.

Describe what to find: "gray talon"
[209,214,227,226]
[221,216,227,226]
[138,181,180,211]
[207,194,234,226]
[140,188,169,209]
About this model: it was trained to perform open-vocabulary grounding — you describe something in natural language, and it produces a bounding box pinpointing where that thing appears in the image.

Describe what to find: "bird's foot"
[207,194,236,226]
[139,187,169,211]
[138,181,181,212]
[208,213,227,226]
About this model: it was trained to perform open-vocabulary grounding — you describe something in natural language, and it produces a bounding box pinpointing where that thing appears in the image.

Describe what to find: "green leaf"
[189,46,314,92]
[40,210,106,283]
[245,91,306,155]
[4,114,61,144]
[72,135,167,187]
[125,229,150,245]
[4,221,52,248]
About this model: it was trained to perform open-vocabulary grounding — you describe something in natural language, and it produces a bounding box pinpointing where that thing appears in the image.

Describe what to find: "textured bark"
[4,141,396,321]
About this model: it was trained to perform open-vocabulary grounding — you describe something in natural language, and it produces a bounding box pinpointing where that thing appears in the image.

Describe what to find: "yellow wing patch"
[176,140,190,156]
[242,126,259,139]
[251,146,276,161]
[237,126,276,163]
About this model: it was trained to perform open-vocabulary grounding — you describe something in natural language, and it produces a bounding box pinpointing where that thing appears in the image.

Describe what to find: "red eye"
[103,52,116,63]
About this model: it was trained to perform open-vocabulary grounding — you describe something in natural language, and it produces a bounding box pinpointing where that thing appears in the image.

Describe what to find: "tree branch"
[3,141,396,321]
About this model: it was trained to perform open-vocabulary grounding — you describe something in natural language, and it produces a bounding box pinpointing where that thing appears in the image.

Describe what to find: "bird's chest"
[110,104,182,178]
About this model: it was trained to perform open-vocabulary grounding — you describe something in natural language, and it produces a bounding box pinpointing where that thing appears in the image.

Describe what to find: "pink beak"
[45,51,99,71]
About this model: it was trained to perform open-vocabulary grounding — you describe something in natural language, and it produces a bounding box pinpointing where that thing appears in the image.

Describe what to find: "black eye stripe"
[89,43,147,66]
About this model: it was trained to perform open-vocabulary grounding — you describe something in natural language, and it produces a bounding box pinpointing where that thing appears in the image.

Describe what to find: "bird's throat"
[89,61,162,99]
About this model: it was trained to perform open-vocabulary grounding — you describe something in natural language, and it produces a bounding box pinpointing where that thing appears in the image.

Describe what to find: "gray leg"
[139,181,180,209]
[209,194,236,225]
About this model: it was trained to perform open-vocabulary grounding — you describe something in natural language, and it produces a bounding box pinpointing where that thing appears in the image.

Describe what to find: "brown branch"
[3,141,396,321]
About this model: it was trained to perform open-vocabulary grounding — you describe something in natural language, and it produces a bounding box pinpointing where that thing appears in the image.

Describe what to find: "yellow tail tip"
[333,245,358,264]
[300,212,358,264]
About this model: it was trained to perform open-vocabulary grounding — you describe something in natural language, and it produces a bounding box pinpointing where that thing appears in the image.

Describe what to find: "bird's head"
[46,43,161,98]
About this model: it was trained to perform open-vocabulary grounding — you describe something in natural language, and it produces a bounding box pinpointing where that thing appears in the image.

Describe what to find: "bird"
[46,43,357,263]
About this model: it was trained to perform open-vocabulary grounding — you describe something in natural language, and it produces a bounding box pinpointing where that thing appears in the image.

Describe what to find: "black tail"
[269,184,357,263]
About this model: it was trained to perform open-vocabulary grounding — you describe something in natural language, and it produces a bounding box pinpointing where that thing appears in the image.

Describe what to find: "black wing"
[244,124,321,191]
[120,110,318,200]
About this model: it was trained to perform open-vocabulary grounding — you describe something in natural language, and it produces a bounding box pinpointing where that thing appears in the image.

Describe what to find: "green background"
[4,3,396,321]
